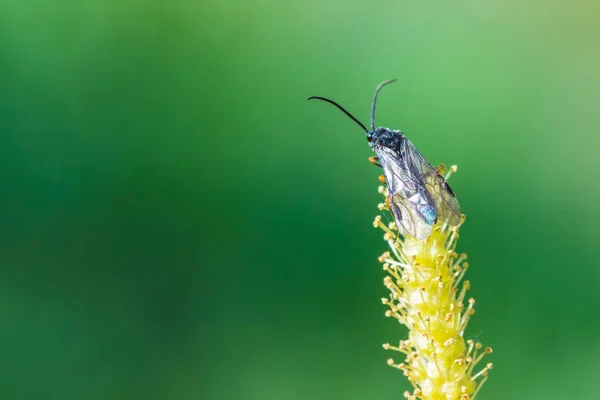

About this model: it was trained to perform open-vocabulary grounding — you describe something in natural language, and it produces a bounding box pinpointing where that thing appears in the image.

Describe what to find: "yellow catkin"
[375,167,492,400]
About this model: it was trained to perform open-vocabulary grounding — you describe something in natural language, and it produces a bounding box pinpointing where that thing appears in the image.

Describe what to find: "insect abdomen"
[417,203,437,225]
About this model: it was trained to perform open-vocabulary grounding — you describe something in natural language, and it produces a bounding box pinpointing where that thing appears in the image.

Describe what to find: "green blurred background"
[1,0,599,399]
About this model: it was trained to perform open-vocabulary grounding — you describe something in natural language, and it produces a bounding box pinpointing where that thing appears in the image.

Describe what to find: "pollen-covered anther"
[373,215,382,228]
[444,338,455,347]
[377,203,386,210]
[386,310,403,320]
[384,277,401,295]
[378,251,390,263]
[485,347,493,354]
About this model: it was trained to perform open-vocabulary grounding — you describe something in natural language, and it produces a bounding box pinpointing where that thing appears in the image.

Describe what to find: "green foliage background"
[1,1,599,399]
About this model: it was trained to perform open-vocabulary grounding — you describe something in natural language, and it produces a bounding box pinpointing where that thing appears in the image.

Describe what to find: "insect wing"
[376,146,433,240]
[390,192,433,240]
[402,139,462,227]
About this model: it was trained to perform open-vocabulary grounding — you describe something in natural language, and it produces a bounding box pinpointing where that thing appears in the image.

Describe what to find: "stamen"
[471,363,493,381]
[444,165,458,180]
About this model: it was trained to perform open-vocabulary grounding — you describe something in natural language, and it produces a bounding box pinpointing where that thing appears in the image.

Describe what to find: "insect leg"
[378,174,386,184]
[369,156,382,168]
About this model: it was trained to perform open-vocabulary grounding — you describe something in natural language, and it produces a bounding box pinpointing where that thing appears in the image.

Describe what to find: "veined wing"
[376,145,435,239]
[401,138,462,227]
[390,192,433,240]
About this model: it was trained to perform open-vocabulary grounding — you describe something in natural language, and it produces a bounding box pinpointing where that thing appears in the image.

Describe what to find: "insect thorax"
[368,127,405,150]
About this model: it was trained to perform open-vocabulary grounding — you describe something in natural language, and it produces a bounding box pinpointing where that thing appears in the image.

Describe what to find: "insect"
[308,80,461,240]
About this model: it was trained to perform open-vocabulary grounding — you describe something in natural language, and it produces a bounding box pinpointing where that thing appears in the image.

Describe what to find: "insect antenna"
[307,96,368,133]
[370,79,397,131]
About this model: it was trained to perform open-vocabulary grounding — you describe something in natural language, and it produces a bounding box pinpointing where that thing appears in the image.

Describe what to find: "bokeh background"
[1,0,599,399]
